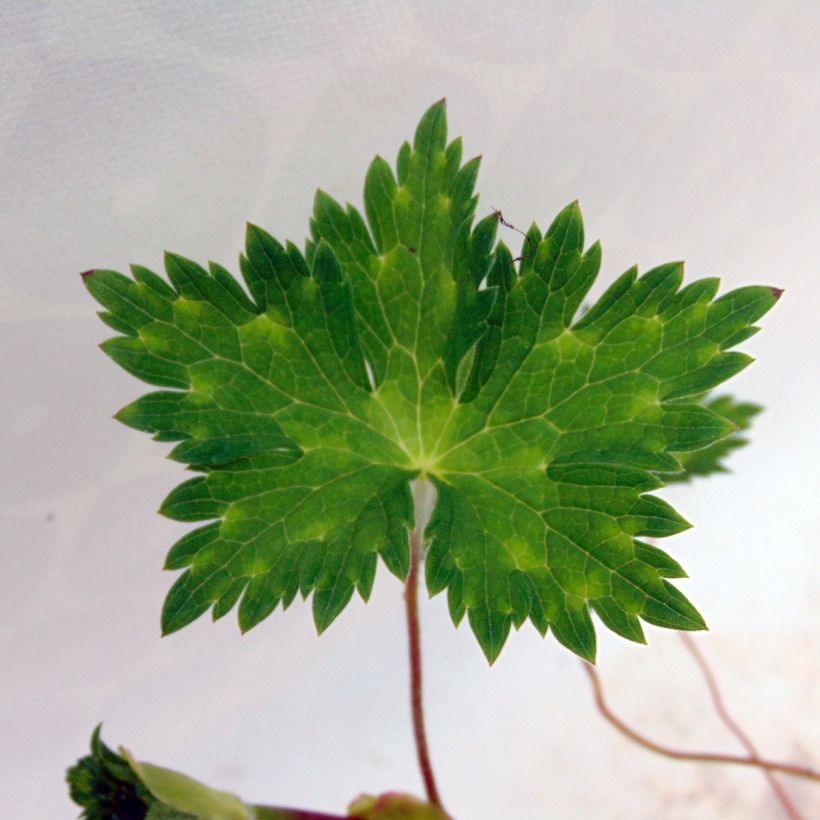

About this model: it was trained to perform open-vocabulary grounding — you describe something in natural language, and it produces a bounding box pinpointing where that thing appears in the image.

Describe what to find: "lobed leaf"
[86,100,778,663]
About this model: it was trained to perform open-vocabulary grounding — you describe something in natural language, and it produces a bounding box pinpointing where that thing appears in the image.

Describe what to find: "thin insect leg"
[491,207,528,238]
[491,207,533,265]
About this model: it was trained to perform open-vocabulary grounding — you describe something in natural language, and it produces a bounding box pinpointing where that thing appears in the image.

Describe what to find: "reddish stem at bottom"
[405,527,444,809]
[254,805,358,819]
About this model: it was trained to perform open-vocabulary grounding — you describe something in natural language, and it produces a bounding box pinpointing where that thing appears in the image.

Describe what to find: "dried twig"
[679,635,802,819]
[581,662,820,786]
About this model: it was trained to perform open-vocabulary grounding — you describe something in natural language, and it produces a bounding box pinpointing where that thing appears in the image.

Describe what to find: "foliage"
[66,725,185,819]
[666,395,762,483]
[84,100,778,664]
[68,727,445,820]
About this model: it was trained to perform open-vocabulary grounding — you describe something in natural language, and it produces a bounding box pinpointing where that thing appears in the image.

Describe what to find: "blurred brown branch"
[581,659,820,794]
[679,634,801,819]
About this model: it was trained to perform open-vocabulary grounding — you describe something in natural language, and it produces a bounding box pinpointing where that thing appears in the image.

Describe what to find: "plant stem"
[254,806,357,819]
[679,634,802,820]
[581,662,820,784]
[405,526,444,809]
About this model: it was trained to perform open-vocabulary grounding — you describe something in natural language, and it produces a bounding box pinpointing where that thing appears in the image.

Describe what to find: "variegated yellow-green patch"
[85,100,779,663]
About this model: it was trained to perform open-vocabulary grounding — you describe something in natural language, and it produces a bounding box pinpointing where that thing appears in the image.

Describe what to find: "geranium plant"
[69,101,814,819]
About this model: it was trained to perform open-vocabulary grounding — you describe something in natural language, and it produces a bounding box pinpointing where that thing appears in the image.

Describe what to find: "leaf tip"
[558,199,583,224]
[575,641,597,664]
[565,199,582,218]
[245,221,264,243]
[80,269,96,281]
[160,619,178,637]
[771,286,784,301]
[313,614,330,637]
[480,635,505,666]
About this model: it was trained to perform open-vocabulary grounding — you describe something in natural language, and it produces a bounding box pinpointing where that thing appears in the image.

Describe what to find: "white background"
[2,2,819,818]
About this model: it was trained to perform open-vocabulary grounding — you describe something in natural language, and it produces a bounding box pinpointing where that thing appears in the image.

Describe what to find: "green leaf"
[67,725,181,819]
[664,394,763,483]
[67,726,335,820]
[86,100,779,663]
[120,749,249,820]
